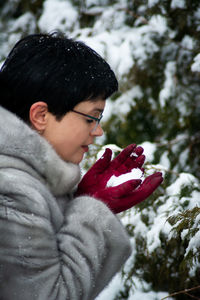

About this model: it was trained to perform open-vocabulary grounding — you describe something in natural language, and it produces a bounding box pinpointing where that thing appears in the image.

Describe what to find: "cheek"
[44,116,90,161]
[60,127,89,154]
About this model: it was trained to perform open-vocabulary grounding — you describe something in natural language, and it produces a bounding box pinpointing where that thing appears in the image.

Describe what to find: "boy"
[0,32,162,299]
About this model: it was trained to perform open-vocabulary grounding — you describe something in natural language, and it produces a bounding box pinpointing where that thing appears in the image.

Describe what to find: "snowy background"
[0,0,200,299]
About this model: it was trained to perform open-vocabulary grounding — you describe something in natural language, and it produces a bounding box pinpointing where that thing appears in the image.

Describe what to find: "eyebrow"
[90,108,104,114]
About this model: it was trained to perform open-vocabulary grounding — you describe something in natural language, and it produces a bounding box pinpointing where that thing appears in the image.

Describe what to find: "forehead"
[74,99,106,113]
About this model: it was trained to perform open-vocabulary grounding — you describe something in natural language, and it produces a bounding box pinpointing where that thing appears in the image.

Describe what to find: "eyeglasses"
[71,109,103,132]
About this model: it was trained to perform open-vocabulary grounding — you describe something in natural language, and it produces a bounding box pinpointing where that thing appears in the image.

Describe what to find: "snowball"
[107,168,143,187]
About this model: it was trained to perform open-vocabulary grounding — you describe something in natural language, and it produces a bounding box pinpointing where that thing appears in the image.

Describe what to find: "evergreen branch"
[79,5,148,24]
[81,4,198,54]
[155,135,188,147]
[144,162,180,176]
[117,7,148,24]
[185,292,200,299]
[161,285,200,300]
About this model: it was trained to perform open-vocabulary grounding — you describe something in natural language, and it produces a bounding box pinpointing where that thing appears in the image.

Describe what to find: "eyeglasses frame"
[71,109,103,132]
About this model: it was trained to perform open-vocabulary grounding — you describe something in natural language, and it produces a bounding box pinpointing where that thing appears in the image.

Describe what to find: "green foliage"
[168,206,200,261]
[103,0,200,179]
[113,172,200,299]
[0,0,43,19]
[1,0,200,299]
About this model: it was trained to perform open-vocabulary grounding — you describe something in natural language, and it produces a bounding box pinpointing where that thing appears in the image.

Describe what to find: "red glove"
[94,172,163,213]
[76,144,145,196]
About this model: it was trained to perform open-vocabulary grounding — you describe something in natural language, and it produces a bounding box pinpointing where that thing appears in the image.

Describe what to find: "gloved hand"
[93,172,163,213]
[76,144,145,196]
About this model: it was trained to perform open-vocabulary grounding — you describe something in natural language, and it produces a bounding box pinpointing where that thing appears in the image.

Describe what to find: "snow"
[9,12,36,32]
[159,151,171,170]
[109,86,143,118]
[96,273,172,300]
[159,61,176,108]
[95,273,124,300]
[171,0,186,9]
[140,141,156,162]
[92,6,127,31]
[107,168,143,187]
[149,15,168,35]
[186,230,200,256]
[191,53,200,72]
[70,10,169,79]
[146,213,171,252]
[189,261,200,277]
[181,35,194,50]
[189,190,200,209]
[96,144,122,160]
[1,0,200,298]
[38,0,79,32]
[166,173,198,195]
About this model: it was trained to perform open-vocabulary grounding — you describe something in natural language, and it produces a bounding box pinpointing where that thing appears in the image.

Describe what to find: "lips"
[82,145,89,152]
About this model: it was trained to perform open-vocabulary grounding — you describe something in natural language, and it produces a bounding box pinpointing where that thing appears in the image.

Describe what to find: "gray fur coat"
[0,106,131,300]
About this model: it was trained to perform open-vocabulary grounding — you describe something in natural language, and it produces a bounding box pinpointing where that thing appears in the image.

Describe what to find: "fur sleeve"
[0,172,131,300]
[57,195,131,300]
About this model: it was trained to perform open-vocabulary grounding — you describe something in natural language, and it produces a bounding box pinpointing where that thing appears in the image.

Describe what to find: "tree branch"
[161,285,200,300]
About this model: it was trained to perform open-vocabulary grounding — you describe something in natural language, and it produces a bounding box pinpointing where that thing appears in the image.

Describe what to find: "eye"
[86,119,94,124]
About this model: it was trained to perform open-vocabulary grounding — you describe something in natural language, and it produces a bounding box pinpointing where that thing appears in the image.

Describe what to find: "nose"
[91,124,104,136]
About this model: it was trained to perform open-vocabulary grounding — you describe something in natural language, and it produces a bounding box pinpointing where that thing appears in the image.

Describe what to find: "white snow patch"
[112,86,143,117]
[171,0,186,9]
[159,61,176,108]
[185,230,200,256]
[159,151,171,169]
[191,53,200,72]
[181,35,194,50]
[96,144,122,160]
[107,168,143,187]
[149,15,168,35]
[166,173,198,195]
[38,0,78,32]
[9,12,36,32]
[140,141,157,162]
[95,273,123,300]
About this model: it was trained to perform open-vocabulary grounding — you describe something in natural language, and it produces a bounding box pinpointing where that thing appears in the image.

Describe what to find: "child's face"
[42,99,105,164]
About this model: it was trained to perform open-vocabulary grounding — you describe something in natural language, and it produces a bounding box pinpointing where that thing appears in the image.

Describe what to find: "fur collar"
[0,106,81,196]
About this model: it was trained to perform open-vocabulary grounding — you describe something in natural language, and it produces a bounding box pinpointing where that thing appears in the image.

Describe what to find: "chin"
[65,154,84,165]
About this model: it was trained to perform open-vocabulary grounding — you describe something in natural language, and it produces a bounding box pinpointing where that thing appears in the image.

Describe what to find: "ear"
[29,102,48,133]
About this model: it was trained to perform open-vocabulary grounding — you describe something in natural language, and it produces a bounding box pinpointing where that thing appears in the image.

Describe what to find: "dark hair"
[0,32,118,122]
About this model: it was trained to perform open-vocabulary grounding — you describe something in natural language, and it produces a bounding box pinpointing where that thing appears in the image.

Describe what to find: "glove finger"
[110,179,142,197]
[133,154,145,168]
[134,146,144,156]
[142,172,163,185]
[113,173,163,213]
[88,148,112,173]
[123,172,163,208]
[137,172,163,196]
[125,154,146,170]
[114,155,145,176]
[113,146,144,174]
[128,146,144,159]
[111,144,137,169]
